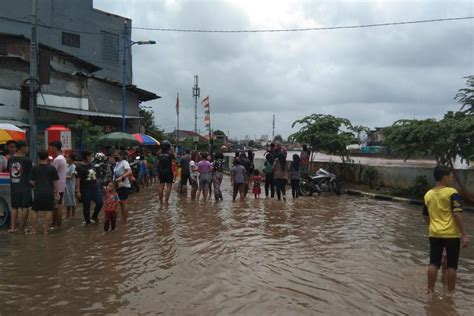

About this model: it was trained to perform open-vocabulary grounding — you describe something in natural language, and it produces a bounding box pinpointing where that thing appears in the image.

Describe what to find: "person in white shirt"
[189,151,200,200]
[49,141,67,228]
[113,150,132,223]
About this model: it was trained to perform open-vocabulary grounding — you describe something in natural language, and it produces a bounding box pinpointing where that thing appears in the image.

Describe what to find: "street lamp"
[121,28,156,132]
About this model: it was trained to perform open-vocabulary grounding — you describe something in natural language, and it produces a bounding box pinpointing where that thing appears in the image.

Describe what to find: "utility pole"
[272,114,275,139]
[192,75,200,149]
[121,21,128,132]
[176,92,179,141]
[29,0,39,162]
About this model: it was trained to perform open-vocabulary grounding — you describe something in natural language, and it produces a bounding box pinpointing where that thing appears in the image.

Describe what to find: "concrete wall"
[0,58,88,105]
[229,156,474,192]
[0,0,132,83]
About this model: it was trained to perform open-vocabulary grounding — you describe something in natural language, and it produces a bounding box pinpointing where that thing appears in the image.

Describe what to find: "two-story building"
[0,0,159,142]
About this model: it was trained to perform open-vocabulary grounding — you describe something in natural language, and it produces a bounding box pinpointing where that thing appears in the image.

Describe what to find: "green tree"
[352,125,370,145]
[289,114,358,163]
[178,137,223,153]
[455,75,474,114]
[273,134,283,143]
[213,130,226,137]
[139,106,165,141]
[68,119,103,151]
[247,140,257,148]
[383,112,474,166]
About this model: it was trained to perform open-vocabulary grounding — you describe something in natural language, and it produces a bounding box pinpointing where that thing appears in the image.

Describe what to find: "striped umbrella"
[132,134,160,146]
[0,124,26,145]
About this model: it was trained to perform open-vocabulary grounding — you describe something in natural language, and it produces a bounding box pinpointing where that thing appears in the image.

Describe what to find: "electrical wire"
[134,16,474,33]
[1,15,473,35]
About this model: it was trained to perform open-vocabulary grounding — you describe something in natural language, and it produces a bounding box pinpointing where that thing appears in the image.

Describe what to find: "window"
[61,32,80,48]
[0,38,7,55]
[102,31,119,65]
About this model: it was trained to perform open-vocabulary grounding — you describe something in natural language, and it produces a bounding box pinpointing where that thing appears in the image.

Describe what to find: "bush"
[391,176,429,199]
[362,166,379,189]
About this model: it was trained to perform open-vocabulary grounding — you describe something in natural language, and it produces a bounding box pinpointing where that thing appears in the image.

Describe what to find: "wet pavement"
[1,179,473,315]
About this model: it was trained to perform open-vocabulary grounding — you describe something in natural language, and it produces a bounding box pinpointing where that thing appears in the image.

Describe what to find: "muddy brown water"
[1,179,473,315]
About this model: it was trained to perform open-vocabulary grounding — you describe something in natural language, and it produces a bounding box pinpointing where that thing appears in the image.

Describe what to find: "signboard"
[60,130,72,151]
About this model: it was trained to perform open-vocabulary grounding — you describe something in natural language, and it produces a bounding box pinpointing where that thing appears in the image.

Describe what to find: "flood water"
[1,179,473,315]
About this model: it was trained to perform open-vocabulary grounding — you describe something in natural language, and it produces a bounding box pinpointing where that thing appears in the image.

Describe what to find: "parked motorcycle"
[300,168,342,196]
[93,153,113,190]
[129,159,140,194]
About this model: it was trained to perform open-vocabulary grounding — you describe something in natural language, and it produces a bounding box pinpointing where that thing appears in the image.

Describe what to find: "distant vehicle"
[360,146,384,154]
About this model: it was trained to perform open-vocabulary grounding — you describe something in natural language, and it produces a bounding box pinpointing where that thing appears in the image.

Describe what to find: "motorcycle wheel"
[333,181,342,196]
[299,181,312,196]
[0,197,10,228]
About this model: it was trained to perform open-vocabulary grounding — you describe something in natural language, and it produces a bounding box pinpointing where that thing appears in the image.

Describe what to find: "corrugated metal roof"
[87,75,161,102]
[37,105,141,119]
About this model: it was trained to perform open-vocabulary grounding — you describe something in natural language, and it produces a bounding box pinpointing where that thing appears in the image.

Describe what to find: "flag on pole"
[202,96,210,128]
[176,93,179,114]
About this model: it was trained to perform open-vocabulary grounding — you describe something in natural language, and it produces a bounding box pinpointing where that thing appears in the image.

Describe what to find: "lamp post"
[121,22,156,132]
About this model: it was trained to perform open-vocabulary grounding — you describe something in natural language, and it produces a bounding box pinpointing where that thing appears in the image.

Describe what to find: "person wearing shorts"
[76,151,103,225]
[189,151,199,200]
[50,141,67,229]
[8,140,33,233]
[423,165,469,293]
[113,151,132,223]
[30,150,59,235]
[231,158,247,201]
[157,141,175,204]
[197,152,212,202]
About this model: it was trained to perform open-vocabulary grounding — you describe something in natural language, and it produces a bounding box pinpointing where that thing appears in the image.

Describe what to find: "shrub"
[362,166,379,189]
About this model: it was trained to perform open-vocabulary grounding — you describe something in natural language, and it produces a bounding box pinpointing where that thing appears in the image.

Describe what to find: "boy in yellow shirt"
[423,165,470,293]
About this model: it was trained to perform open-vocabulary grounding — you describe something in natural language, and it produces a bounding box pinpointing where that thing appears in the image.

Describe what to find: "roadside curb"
[345,189,474,212]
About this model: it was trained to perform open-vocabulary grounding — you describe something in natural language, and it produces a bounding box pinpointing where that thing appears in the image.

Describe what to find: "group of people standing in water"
[2,137,312,235]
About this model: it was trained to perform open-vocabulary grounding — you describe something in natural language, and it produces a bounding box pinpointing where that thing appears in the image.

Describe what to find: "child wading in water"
[65,154,77,218]
[103,181,120,231]
[252,170,262,200]
[423,165,469,293]
[212,159,224,201]
[30,150,60,235]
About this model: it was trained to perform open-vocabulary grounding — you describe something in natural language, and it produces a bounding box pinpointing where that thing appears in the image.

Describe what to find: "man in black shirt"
[179,150,191,195]
[75,151,103,224]
[30,150,59,235]
[157,140,175,204]
[8,141,33,233]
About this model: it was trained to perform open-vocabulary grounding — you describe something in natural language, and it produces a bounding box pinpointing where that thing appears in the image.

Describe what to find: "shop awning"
[37,105,141,119]
[0,119,29,127]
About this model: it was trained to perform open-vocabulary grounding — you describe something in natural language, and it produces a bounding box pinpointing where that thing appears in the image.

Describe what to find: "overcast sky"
[95,0,474,140]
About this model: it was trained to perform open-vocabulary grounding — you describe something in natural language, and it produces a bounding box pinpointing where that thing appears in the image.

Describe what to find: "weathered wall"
[87,78,140,116]
[0,0,131,82]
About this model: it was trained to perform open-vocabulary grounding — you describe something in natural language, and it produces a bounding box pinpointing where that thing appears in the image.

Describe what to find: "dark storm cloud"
[95,0,474,138]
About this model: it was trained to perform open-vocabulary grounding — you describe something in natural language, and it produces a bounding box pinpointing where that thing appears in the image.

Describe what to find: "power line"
[133,16,474,33]
[1,15,473,35]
